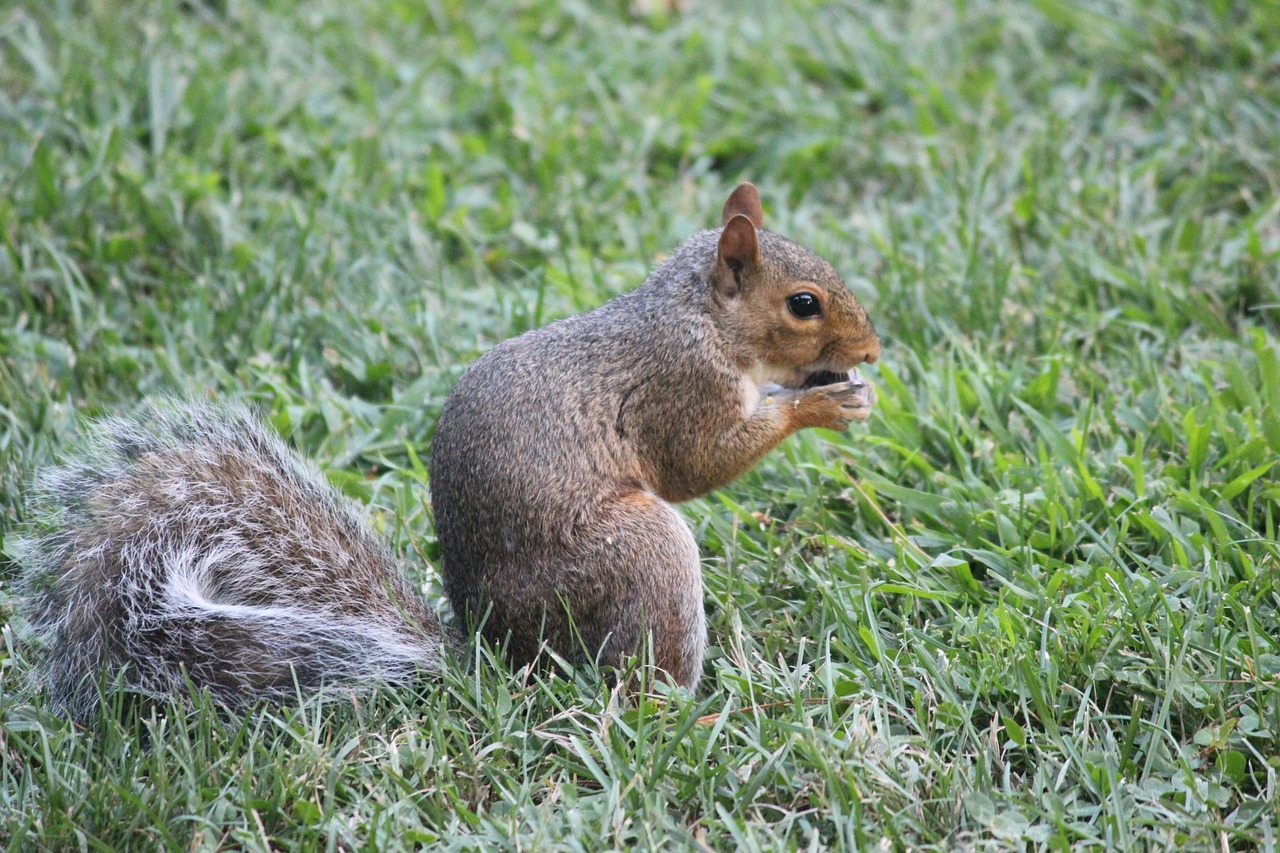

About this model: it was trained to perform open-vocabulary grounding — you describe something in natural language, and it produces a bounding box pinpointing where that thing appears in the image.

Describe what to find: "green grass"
[2,0,1279,848]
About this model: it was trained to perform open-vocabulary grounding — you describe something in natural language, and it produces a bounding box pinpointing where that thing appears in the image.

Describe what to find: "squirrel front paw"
[804,372,875,430]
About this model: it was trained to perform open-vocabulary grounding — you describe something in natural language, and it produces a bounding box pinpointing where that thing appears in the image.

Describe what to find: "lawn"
[1,0,1279,849]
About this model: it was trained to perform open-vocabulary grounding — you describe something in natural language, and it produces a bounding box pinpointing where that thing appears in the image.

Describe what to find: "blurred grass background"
[1,0,1278,849]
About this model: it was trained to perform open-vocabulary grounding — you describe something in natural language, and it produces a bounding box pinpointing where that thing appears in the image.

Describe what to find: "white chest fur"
[740,364,796,416]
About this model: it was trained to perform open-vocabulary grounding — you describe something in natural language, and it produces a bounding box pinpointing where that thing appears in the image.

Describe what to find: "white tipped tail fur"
[10,400,447,719]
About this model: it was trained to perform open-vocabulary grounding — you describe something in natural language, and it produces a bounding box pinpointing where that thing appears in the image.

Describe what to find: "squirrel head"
[710,183,881,387]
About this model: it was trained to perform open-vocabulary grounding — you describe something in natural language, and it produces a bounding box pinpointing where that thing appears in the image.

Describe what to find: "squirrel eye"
[787,292,821,319]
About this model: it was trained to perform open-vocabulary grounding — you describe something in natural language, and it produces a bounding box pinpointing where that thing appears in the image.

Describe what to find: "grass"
[2,0,1279,849]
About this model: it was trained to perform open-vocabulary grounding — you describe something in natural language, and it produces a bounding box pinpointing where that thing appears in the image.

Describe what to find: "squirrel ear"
[715,213,762,298]
[721,182,764,229]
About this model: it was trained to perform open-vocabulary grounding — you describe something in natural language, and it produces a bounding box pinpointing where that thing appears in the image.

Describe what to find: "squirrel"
[9,183,880,718]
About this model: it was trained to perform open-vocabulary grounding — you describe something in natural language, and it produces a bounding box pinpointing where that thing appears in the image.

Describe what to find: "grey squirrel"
[10,184,880,718]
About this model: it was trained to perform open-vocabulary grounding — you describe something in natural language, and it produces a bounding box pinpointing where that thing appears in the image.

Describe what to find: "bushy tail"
[9,400,447,719]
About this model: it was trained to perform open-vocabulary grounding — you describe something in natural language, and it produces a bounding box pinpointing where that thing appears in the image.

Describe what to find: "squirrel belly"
[10,401,448,719]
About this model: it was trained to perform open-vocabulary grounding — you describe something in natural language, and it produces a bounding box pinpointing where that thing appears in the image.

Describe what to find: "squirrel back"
[10,401,447,719]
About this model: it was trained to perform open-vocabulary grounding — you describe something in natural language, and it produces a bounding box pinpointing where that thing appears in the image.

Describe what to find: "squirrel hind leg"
[572,492,706,690]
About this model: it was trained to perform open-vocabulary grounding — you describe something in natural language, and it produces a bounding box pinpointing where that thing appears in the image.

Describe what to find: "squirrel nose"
[856,339,881,365]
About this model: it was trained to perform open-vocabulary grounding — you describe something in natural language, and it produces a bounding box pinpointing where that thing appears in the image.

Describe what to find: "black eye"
[787,292,821,318]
